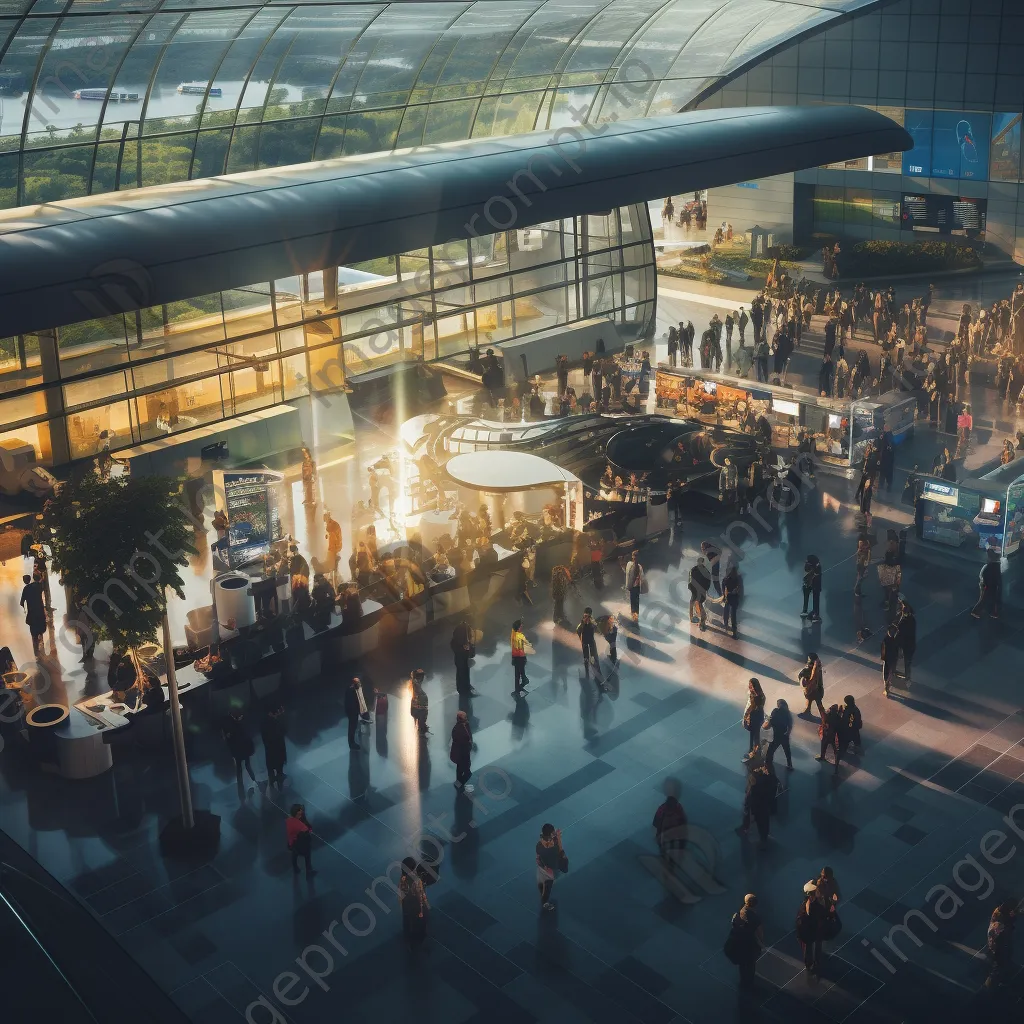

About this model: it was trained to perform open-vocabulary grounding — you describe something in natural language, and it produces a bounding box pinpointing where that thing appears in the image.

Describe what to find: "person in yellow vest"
[510,619,530,696]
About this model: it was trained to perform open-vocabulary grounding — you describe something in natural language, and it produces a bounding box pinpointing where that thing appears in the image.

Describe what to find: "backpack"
[723,917,744,964]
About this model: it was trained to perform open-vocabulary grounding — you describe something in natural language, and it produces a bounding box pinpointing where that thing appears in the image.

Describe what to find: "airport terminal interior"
[3,2,1024,1023]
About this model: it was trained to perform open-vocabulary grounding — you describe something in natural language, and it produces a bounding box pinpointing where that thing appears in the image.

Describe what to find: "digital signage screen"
[901,195,986,238]
[991,112,1022,182]
[931,111,990,180]
[902,109,933,176]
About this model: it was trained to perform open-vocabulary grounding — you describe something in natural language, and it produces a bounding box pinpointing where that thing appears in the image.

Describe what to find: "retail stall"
[655,367,916,478]
[915,462,1024,557]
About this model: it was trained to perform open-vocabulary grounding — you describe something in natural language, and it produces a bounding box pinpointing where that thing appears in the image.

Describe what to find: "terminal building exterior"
[0,0,1008,469]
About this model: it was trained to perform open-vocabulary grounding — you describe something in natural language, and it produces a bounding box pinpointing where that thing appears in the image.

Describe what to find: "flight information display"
[902,195,986,238]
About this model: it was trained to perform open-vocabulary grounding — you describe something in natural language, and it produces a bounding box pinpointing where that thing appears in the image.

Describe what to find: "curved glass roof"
[0,0,879,207]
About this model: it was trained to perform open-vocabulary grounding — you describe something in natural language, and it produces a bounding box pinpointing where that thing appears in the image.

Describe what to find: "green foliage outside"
[660,239,807,286]
[42,474,195,681]
[838,240,983,278]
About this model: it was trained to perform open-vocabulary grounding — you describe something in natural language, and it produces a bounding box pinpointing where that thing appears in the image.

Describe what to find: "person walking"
[511,619,531,695]
[449,710,473,792]
[724,312,734,369]
[286,804,315,877]
[667,327,679,368]
[536,823,566,911]
[815,703,843,774]
[895,598,916,683]
[972,548,1001,619]
[877,549,901,612]
[261,704,287,788]
[688,555,711,630]
[985,900,1017,988]
[20,572,47,654]
[738,307,749,348]
[724,894,763,988]
[720,563,741,638]
[223,708,258,789]
[839,695,863,756]
[800,653,825,718]
[801,554,822,622]
[854,537,871,597]
[598,614,618,665]
[742,678,766,761]
[410,668,429,735]
[399,857,430,949]
[345,676,369,749]
[451,619,478,697]
[796,883,828,974]
[576,607,601,678]
[764,698,794,770]
[880,623,899,698]
[624,549,645,624]
[738,764,776,848]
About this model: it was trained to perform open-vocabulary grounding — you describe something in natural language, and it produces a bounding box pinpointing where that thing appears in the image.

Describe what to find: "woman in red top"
[286,804,315,877]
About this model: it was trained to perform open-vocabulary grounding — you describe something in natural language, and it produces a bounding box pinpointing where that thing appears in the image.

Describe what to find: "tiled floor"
[3,276,1024,1023]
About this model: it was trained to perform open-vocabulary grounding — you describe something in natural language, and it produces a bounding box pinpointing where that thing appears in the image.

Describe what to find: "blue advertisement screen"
[902,109,933,176]
[931,111,991,180]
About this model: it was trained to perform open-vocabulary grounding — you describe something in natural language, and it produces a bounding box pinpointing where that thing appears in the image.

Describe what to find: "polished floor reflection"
[2,277,1024,1024]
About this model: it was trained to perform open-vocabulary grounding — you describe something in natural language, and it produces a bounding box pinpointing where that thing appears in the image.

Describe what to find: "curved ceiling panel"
[0,0,883,208]
[0,104,910,336]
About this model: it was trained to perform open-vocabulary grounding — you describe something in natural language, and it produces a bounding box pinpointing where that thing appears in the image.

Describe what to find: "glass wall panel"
[131,350,220,392]
[226,359,280,416]
[57,315,129,375]
[63,369,129,410]
[135,377,224,441]
[139,294,226,352]
[516,287,566,333]
[273,276,303,326]
[509,222,563,270]
[308,341,345,393]
[222,284,275,338]
[281,350,310,400]
[513,263,566,294]
[470,233,509,279]
[68,399,133,460]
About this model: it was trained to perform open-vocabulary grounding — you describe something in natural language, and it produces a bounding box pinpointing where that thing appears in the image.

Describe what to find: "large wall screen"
[930,112,990,181]
[990,113,1022,183]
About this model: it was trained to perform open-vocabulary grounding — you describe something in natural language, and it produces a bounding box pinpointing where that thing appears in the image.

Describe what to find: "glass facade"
[0,205,654,463]
[697,0,1024,258]
[0,0,876,208]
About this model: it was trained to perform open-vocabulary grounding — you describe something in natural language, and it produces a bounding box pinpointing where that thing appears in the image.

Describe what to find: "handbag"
[639,570,649,595]
[558,852,569,873]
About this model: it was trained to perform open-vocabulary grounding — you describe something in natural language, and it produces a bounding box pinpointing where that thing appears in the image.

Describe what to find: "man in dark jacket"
[972,549,1002,619]
[764,698,794,770]
[451,620,478,697]
[450,710,473,791]
[818,354,834,397]
[895,599,916,682]
[839,695,863,757]
[688,557,712,630]
[801,554,823,622]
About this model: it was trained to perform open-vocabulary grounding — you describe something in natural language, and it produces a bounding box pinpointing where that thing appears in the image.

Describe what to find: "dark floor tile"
[85,870,161,915]
[171,977,246,1024]
[960,780,1006,806]
[433,949,536,1024]
[613,955,671,997]
[987,781,1024,815]
[170,930,218,967]
[886,803,915,823]
[68,857,134,898]
[432,912,523,988]
[435,891,498,936]
[989,754,1024,780]
[630,693,661,709]
[755,949,803,989]
[850,888,894,919]
[931,760,982,792]
[595,967,675,1024]
[892,823,928,846]
[809,807,859,850]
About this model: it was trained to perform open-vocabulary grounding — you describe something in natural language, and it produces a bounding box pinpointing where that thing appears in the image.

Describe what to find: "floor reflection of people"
[508,691,530,741]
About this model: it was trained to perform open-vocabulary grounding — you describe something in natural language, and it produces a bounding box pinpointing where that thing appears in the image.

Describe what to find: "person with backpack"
[801,554,822,622]
[764,698,794,770]
[816,703,843,774]
[449,710,473,792]
[799,653,825,717]
[410,668,429,735]
[724,894,763,988]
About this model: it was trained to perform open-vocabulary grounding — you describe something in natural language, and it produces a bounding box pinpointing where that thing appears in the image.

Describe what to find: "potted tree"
[42,474,195,688]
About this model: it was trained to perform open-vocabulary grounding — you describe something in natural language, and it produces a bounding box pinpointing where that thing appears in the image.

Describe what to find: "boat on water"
[74,88,139,102]
[177,82,222,97]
